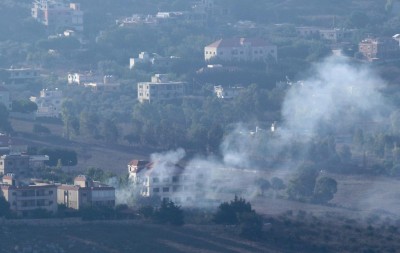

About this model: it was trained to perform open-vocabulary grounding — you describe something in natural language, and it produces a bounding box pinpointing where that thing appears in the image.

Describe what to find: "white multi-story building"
[128,160,204,203]
[204,38,277,62]
[0,86,11,110]
[30,89,63,118]
[0,174,58,217]
[32,0,83,32]
[137,74,186,103]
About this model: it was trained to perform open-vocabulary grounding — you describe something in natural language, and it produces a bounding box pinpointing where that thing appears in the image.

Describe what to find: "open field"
[0,221,277,253]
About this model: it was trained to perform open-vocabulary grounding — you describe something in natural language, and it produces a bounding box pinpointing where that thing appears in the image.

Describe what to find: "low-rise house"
[0,136,28,155]
[83,75,120,92]
[0,67,40,84]
[0,174,58,217]
[30,88,63,118]
[32,0,83,32]
[0,86,11,110]
[137,74,187,103]
[358,37,400,61]
[116,14,157,27]
[67,72,99,85]
[0,154,30,177]
[129,52,179,70]
[204,38,277,62]
[214,85,243,99]
[57,175,115,210]
[128,160,204,203]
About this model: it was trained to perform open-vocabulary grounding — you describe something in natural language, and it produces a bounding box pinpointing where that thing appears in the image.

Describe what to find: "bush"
[33,124,51,134]
[213,196,253,225]
[238,212,263,239]
[153,199,184,226]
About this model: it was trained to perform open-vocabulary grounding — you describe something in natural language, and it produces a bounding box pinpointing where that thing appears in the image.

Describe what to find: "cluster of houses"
[116,0,223,27]
[0,150,115,217]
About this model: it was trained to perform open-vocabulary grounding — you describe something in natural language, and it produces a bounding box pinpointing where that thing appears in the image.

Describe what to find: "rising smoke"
[115,56,394,212]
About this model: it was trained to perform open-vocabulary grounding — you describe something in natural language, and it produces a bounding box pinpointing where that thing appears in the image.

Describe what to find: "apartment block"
[137,74,186,103]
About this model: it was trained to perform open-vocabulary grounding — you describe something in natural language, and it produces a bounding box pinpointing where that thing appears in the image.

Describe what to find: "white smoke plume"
[116,55,395,215]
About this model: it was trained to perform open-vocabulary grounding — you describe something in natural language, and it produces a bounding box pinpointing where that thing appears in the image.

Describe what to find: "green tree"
[255,178,270,196]
[33,124,51,135]
[313,177,338,204]
[0,104,12,133]
[0,195,10,218]
[102,119,119,143]
[287,164,318,201]
[12,100,38,113]
[154,199,184,226]
[213,196,253,225]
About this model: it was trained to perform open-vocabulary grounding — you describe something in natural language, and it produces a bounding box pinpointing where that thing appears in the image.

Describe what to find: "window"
[153,187,160,193]
[162,187,169,192]
[37,199,45,206]
[173,186,182,192]
[172,176,179,183]
[153,177,159,183]
[49,190,53,195]
[162,178,169,183]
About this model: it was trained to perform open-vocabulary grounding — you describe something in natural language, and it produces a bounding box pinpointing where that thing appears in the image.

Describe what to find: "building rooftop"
[206,38,271,48]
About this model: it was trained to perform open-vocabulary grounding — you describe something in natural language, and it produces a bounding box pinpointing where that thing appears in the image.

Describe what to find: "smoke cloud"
[116,56,395,216]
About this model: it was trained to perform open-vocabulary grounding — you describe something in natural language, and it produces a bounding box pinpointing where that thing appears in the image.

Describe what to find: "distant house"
[0,86,11,110]
[0,67,40,84]
[32,0,84,32]
[296,27,355,43]
[57,175,115,210]
[0,154,30,177]
[137,74,187,103]
[67,72,99,85]
[83,75,120,92]
[0,174,58,217]
[129,52,179,70]
[358,37,400,61]
[214,85,243,99]
[30,88,63,118]
[204,38,277,62]
[128,160,204,203]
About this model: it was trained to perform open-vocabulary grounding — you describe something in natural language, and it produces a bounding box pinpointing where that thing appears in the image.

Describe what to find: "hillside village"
[2,0,400,252]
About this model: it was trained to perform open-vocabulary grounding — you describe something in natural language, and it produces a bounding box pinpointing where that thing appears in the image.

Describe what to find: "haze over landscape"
[2,0,400,252]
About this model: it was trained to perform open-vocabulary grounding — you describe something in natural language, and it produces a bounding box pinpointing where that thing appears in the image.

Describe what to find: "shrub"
[213,196,253,225]
[153,199,184,226]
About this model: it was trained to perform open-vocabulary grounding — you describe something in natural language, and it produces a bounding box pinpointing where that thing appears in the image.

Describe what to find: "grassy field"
[0,221,277,253]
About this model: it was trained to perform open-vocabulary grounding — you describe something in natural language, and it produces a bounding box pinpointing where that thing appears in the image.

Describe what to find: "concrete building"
[319,28,352,43]
[214,85,243,99]
[137,74,187,103]
[67,72,99,85]
[0,174,58,217]
[358,37,400,61]
[128,160,203,203]
[296,26,320,38]
[57,175,115,210]
[129,52,179,70]
[30,88,63,118]
[204,38,277,62]
[0,154,30,177]
[0,67,40,84]
[32,0,83,32]
[0,86,11,110]
[83,75,120,92]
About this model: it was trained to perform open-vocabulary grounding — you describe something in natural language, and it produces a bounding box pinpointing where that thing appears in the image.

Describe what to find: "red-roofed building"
[204,38,277,62]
